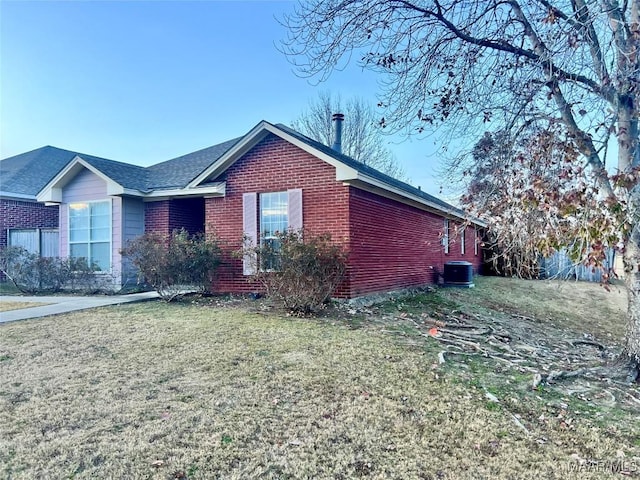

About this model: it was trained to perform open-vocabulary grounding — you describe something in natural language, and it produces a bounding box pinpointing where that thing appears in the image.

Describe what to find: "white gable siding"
[61,169,108,202]
[59,169,122,286]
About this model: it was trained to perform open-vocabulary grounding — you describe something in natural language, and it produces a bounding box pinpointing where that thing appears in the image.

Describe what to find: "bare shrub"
[244,230,347,314]
[0,246,103,294]
[122,229,222,301]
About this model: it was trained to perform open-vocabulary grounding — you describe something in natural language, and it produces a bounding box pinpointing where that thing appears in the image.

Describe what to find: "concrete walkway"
[0,291,159,324]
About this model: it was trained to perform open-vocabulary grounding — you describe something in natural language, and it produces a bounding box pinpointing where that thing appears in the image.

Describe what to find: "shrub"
[245,230,347,314]
[122,229,221,301]
[0,246,102,294]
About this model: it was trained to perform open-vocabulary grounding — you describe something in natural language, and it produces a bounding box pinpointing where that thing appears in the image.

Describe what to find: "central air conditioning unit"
[443,261,474,288]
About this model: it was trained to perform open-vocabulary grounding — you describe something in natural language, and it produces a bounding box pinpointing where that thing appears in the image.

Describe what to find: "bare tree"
[282,0,640,379]
[462,127,614,280]
[292,92,407,180]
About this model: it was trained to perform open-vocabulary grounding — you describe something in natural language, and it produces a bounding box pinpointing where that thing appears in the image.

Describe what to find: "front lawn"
[0,279,638,479]
[0,301,48,313]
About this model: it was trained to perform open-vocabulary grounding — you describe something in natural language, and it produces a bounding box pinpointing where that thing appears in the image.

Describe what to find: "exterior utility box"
[443,261,474,288]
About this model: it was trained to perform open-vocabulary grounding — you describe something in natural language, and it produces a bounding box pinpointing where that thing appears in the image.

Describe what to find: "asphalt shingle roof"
[0,139,238,197]
[146,137,240,189]
[1,146,86,197]
[0,146,151,196]
[273,123,467,217]
[1,123,467,220]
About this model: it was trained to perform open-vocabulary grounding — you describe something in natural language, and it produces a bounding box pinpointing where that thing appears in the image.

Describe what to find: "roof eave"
[344,173,485,226]
[188,124,272,187]
[0,191,38,201]
[189,121,485,227]
[36,156,143,203]
[143,182,226,202]
[190,121,360,188]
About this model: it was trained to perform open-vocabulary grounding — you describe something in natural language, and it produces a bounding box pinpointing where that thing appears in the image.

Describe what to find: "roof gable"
[1,146,149,200]
[37,156,142,203]
[190,121,481,224]
[4,122,483,225]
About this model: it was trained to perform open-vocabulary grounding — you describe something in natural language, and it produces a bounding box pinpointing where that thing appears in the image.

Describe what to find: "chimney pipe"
[332,113,344,153]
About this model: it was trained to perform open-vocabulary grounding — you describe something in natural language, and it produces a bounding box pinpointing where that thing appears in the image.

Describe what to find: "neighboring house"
[0,146,80,256]
[3,119,484,297]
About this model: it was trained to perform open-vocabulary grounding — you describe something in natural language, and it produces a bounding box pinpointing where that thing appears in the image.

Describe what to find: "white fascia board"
[347,173,487,227]
[121,188,144,197]
[189,121,361,188]
[143,182,226,201]
[0,191,37,201]
[263,124,360,179]
[189,124,272,187]
[36,156,142,202]
[187,121,485,227]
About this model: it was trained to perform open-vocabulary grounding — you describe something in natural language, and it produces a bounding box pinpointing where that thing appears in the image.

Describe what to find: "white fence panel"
[40,229,59,257]
[8,228,59,257]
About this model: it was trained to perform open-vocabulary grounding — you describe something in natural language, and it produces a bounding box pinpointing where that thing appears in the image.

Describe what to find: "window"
[68,200,111,271]
[461,226,466,255]
[443,219,450,254]
[260,192,288,270]
[242,189,302,276]
[474,227,479,256]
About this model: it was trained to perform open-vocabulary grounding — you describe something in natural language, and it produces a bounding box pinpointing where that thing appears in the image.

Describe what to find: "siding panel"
[121,197,145,285]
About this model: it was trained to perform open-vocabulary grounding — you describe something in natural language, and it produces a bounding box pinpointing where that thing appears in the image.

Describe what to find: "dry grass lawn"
[0,301,48,313]
[447,276,629,342]
[0,278,638,479]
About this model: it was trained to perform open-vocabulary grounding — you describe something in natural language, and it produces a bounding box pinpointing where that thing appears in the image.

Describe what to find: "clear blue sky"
[0,0,446,194]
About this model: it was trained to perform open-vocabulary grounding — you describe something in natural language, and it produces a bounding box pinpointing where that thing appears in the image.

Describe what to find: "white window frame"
[259,191,289,246]
[443,218,450,254]
[68,199,112,271]
[461,226,466,255]
[243,189,302,276]
[259,191,289,271]
[474,227,479,256]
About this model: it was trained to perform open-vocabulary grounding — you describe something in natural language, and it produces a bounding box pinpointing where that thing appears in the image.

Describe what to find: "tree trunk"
[623,188,640,382]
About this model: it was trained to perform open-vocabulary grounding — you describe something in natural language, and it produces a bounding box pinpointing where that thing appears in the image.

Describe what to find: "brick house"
[4,119,484,297]
[0,146,77,257]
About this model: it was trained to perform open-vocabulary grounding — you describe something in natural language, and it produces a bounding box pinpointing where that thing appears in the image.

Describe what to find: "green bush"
[122,229,222,301]
[0,246,101,294]
[246,230,347,314]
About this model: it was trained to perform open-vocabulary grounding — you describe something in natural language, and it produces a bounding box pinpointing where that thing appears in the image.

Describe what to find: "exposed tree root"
[379,307,640,409]
[569,339,606,351]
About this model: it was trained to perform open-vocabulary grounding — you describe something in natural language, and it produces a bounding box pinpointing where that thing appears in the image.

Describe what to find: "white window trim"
[474,227,479,256]
[259,191,289,272]
[67,199,112,272]
[443,218,450,254]
[259,191,289,245]
[461,226,465,255]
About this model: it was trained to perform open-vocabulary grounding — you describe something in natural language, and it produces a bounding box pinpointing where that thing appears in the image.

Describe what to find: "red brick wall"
[201,133,483,298]
[205,134,351,294]
[0,199,59,249]
[144,201,170,235]
[144,198,205,236]
[348,188,483,296]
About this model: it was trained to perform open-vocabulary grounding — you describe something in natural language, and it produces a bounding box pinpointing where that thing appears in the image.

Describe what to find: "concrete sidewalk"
[0,291,159,324]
